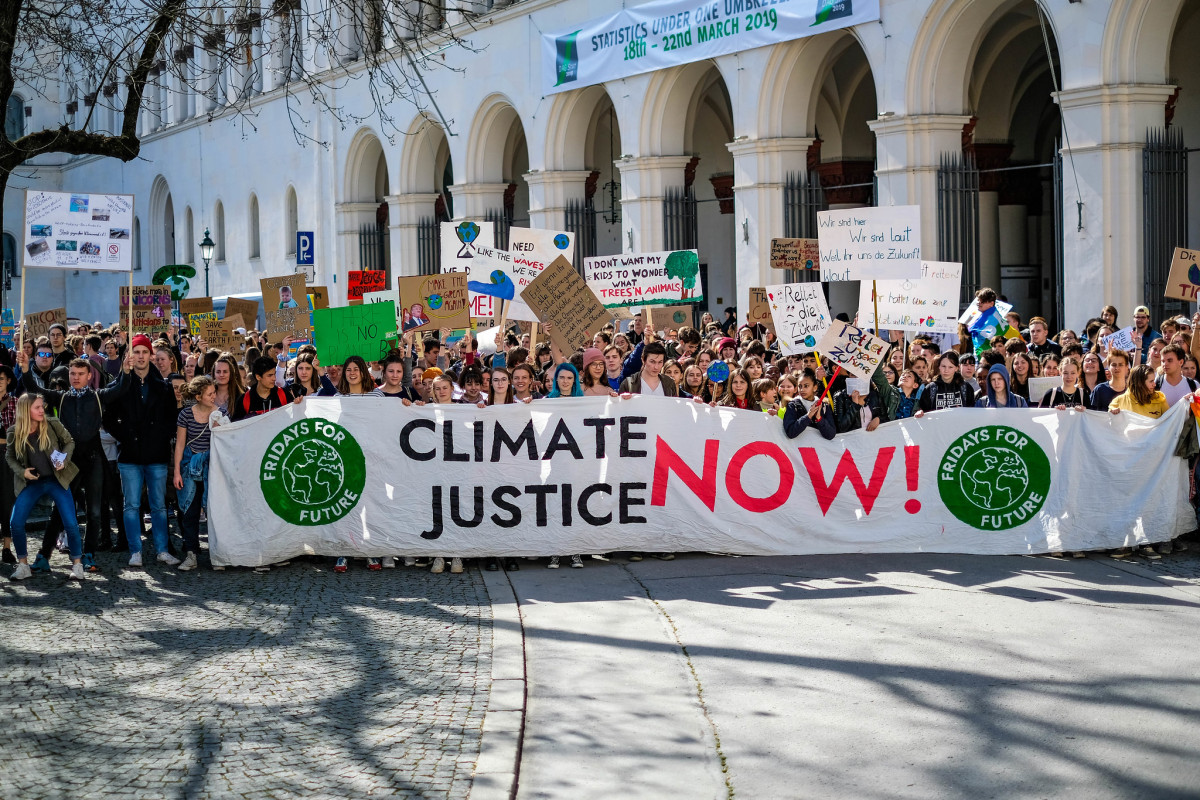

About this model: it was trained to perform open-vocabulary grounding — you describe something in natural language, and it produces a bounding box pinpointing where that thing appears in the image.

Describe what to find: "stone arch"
[759,30,875,140]
[148,175,175,268]
[541,85,623,172]
[463,93,526,185]
[1101,0,1191,85]
[397,112,451,196]
[343,126,388,203]
[638,59,738,155]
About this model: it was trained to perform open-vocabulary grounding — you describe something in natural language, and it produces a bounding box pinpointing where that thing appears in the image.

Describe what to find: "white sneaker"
[178,552,198,572]
[382,556,396,569]
[449,557,463,574]
[158,552,181,567]
[547,556,561,569]
[430,557,445,574]
[10,563,31,581]
[70,563,85,580]
[129,552,143,568]
[403,557,416,567]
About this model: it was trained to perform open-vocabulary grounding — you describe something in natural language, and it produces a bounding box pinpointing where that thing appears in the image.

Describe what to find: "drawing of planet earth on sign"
[1190,263,1200,286]
[553,233,570,250]
[803,334,817,347]
[427,294,444,311]
[708,361,730,383]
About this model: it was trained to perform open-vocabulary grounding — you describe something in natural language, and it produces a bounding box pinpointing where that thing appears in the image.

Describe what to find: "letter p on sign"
[297,231,314,266]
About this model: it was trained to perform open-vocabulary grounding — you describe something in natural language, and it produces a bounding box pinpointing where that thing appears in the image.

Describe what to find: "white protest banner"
[959,297,1014,327]
[363,288,401,325]
[858,261,963,333]
[1027,376,1059,406]
[815,320,890,379]
[208,397,1193,566]
[1104,326,1136,353]
[542,0,880,95]
[765,283,831,355]
[22,190,135,271]
[468,244,540,323]
[583,250,703,308]
[440,221,497,318]
[507,227,576,321]
[816,205,922,281]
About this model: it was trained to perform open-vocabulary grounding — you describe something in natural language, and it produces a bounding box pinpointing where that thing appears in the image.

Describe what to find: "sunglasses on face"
[36,352,52,358]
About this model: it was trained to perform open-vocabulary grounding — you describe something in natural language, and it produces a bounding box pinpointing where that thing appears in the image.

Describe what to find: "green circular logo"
[261,419,366,526]
[938,425,1051,531]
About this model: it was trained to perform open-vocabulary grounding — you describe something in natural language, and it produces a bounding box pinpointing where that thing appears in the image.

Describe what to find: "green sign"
[312,301,397,366]
[938,425,1052,531]
[261,419,366,526]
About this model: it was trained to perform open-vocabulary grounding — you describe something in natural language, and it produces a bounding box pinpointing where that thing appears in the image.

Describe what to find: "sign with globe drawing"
[261,419,366,526]
[938,425,1052,531]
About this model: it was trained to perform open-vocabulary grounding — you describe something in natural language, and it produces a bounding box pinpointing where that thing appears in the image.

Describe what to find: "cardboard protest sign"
[0,309,14,348]
[748,287,774,334]
[347,270,387,303]
[24,308,66,339]
[1103,326,1136,353]
[118,285,172,334]
[260,274,310,339]
[858,261,963,333]
[223,314,246,333]
[224,297,259,327]
[188,311,218,336]
[816,205,922,281]
[396,272,469,333]
[765,283,831,355]
[1028,376,1059,405]
[505,227,576,320]
[179,297,213,317]
[199,316,245,355]
[522,255,613,353]
[583,250,703,308]
[308,286,330,310]
[1164,247,1200,302]
[770,238,820,271]
[656,305,695,328]
[815,321,889,379]
[313,302,398,366]
[441,220,497,318]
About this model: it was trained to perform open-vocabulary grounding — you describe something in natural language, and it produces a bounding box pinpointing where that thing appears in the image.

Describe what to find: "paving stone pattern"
[0,543,492,800]
[1127,547,1200,585]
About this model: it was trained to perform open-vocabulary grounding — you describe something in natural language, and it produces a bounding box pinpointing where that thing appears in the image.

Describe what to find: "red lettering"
[725,442,793,513]
[799,447,895,515]
[652,437,719,511]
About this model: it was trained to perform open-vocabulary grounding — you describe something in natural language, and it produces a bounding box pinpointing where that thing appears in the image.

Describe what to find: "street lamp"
[198,228,215,296]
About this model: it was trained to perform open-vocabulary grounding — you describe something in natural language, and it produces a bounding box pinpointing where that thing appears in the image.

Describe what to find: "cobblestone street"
[0,545,492,800]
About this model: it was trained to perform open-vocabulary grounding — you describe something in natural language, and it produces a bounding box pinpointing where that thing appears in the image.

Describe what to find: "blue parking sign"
[297,231,314,266]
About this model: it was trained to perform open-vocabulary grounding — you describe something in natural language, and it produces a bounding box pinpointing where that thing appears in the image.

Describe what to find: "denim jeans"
[11,479,81,561]
[42,449,104,557]
[118,463,169,555]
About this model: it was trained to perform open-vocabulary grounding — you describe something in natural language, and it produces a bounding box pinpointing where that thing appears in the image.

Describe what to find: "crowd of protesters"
[3,289,1197,581]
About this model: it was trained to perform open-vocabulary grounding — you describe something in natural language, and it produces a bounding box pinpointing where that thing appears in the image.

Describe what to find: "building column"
[388,192,439,277]
[868,114,974,261]
[334,201,380,295]
[1055,84,1176,326]
[725,138,812,319]
[448,182,509,222]
[523,170,594,231]
[615,155,693,254]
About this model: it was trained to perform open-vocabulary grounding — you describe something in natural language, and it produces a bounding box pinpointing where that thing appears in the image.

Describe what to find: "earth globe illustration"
[427,294,444,310]
[282,441,345,506]
[958,447,1028,510]
[553,233,570,250]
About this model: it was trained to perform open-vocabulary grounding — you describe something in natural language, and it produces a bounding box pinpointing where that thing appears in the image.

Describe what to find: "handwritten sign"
[22,190,136,272]
[1103,326,1136,353]
[347,270,387,303]
[747,287,774,334]
[308,285,330,310]
[1165,247,1200,302]
[118,285,171,334]
[224,297,259,327]
[857,261,963,333]
[199,316,245,355]
[655,305,695,328]
[523,255,614,354]
[119,285,172,309]
[188,311,218,336]
[313,302,397,366]
[770,238,820,271]
[815,321,889,379]
[179,297,213,317]
[506,228,576,321]
[0,309,13,348]
[441,220,497,318]
[816,205,922,281]
[25,308,67,339]
[260,274,310,339]
[583,250,703,308]
[1028,376,1060,405]
[765,283,831,355]
[396,272,469,333]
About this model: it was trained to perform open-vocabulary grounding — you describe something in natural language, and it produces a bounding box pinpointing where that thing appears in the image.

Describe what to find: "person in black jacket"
[19,351,131,572]
[915,351,976,415]
[103,334,181,568]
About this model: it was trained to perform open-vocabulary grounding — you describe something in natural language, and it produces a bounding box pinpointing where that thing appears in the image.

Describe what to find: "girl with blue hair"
[545,363,584,399]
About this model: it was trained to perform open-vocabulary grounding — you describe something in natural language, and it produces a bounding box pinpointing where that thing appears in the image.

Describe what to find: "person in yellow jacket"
[1109,364,1172,419]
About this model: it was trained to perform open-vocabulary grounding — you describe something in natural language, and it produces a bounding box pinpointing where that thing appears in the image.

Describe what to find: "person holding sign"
[7,394,86,581]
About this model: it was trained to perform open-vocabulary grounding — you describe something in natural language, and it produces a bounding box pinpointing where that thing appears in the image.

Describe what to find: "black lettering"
[578,484,613,526]
[561,482,573,527]
[444,421,469,462]
[400,419,437,462]
[473,420,484,462]
[619,482,647,524]
[584,417,616,459]
[492,419,538,461]
[542,419,583,460]
[420,485,443,539]
[449,485,484,527]
[524,484,558,526]
[490,486,522,528]
[620,416,648,457]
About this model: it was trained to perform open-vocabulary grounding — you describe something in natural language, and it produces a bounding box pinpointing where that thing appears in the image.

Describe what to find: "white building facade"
[3,0,1199,331]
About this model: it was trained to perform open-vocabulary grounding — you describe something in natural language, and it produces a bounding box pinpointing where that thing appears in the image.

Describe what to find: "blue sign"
[297,231,314,266]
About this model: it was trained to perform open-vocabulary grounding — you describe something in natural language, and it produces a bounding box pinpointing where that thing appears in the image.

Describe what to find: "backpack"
[242,387,289,415]
[1155,375,1198,393]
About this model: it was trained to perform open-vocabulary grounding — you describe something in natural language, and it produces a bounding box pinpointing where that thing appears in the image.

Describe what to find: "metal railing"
[1143,127,1190,323]
[417,217,439,276]
[937,152,981,307]
[564,197,597,276]
[782,171,826,284]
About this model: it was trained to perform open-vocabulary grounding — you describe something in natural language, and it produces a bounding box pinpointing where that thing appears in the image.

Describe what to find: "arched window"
[248,193,261,259]
[184,206,195,264]
[6,95,24,140]
[214,201,226,262]
[285,186,298,255]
